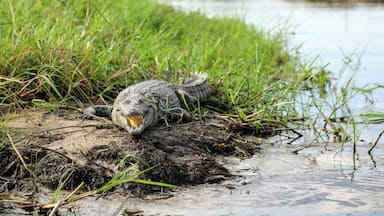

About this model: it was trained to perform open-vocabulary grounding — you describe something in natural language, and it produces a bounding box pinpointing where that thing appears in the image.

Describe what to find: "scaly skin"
[82,73,210,135]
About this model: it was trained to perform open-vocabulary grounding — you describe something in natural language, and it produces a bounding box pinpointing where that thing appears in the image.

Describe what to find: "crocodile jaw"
[112,108,157,135]
[126,115,144,130]
[112,96,158,135]
[112,110,147,135]
[121,114,147,135]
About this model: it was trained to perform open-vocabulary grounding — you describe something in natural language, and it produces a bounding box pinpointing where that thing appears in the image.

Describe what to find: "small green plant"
[49,164,75,204]
[293,52,377,154]
[96,165,176,194]
[359,112,384,124]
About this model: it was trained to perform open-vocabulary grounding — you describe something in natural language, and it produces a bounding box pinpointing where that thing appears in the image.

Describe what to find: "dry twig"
[6,133,38,180]
[368,129,384,155]
[2,182,98,211]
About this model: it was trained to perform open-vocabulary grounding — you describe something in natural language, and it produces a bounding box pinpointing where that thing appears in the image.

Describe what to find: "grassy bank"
[0,0,377,212]
[0,0,326,131]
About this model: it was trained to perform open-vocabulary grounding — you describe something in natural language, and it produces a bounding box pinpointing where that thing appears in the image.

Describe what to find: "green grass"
[0,0,327,129]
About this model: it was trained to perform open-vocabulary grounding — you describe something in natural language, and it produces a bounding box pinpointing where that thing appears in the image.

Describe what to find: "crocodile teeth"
[126,115,144,129]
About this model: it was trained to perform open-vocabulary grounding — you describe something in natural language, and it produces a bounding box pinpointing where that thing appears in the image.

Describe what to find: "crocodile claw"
[78,113,94,120]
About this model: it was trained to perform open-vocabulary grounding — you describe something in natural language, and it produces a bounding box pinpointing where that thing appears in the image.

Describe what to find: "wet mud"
[0,109,263,197]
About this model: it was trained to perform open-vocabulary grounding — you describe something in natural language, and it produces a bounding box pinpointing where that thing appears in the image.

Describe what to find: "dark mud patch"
[0,109,263,198]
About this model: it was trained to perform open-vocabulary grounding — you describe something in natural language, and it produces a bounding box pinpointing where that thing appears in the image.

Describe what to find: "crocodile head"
[111,95,158,135]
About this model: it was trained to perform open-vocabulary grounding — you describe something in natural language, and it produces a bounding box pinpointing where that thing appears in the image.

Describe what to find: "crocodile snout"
[126,115,144,129]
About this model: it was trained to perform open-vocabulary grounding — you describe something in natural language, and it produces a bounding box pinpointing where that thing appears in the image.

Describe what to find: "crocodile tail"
[181,72,210,102]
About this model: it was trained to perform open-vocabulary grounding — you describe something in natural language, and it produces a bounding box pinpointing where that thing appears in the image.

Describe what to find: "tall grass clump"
[0,0,327,130]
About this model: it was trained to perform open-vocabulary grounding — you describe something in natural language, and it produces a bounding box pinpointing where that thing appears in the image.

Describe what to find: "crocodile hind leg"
[80,105,113,120]
[168,108,192,123]
[158,107,192,128]
[175,89,197,111]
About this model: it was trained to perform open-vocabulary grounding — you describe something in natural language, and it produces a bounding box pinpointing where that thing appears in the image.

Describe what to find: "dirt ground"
[0,109,264,197]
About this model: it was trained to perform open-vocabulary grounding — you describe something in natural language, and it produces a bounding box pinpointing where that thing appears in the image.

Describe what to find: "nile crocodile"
[82,73,210,135]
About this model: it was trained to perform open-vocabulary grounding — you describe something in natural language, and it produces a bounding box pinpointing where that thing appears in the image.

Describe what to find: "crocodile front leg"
[81,105,113,120]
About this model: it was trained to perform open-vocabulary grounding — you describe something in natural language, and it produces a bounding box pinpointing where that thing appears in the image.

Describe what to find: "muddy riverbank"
[0,109,268,213]
[3,109,383,216]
